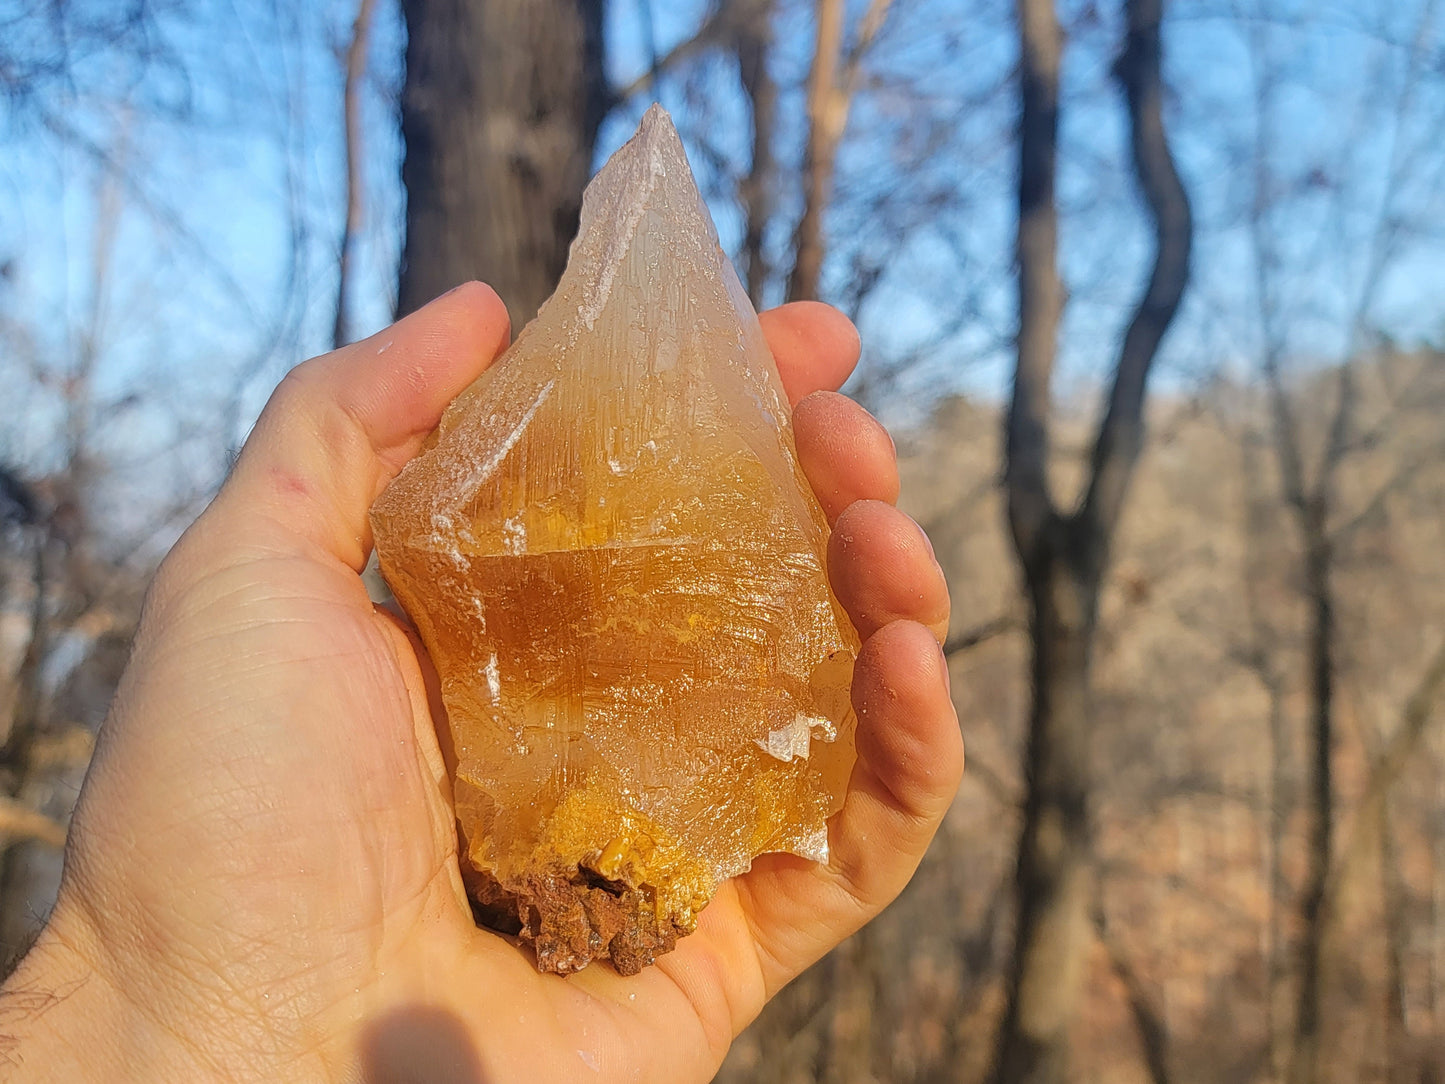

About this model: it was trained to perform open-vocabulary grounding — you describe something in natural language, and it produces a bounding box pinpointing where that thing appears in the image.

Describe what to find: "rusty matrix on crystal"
[371,106,858,975]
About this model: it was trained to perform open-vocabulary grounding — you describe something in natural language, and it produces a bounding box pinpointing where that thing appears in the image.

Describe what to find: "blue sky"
[1,0,1441,515]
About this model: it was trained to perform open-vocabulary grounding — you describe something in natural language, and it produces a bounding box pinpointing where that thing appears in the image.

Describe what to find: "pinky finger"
[730,619,962,994]
[828,620,963,907]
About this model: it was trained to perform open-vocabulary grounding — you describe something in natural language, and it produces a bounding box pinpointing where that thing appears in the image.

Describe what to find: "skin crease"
[0,283,963,1083]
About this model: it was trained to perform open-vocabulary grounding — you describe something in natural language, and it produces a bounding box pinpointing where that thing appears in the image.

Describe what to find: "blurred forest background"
[2,0,1444,1081]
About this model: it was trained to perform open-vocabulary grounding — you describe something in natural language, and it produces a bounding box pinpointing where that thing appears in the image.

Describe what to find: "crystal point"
[371,106,858,975]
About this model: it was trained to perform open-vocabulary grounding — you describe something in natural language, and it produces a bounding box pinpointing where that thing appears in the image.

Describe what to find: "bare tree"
[1237,423,1295,1081]
[990,0,1193,1080]
[1317,638,1445,1082]
[1235,6,1445,1079]
[0,129,147,956]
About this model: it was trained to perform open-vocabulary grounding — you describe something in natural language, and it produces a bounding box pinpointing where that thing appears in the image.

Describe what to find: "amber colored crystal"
[371,106,858,975]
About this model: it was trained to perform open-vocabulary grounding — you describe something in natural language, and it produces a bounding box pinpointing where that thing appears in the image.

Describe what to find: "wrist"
[0,911,129,1080]
[0,904,206,1082]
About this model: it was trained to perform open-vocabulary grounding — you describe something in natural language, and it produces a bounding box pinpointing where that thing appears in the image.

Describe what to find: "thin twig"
[333,0,377,349]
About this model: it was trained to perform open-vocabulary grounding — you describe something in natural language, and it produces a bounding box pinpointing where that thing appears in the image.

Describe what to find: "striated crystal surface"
[371,105,858,975]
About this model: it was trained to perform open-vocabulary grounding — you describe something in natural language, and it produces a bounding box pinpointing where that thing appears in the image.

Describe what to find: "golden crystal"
[371,106,858,975]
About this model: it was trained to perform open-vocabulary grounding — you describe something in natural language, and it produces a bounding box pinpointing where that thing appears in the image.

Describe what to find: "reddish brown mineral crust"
[371,105,858,974]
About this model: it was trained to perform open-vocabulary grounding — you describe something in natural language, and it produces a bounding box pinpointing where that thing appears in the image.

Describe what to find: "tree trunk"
[1309,638,1445,1084]
[991,0,1076,1073]
[992,530,1097,1084]
[1379,799,1410,1084]
[1265,665,1289,1083]
[992,0,1190,1079]
[398,0,607,331]
[1289,525,1335,1084]
[1433,835,1444,1065]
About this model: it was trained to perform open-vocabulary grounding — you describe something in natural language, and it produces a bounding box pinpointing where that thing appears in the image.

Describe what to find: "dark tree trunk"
[993,524,1098,1084]
[1265,664,1289,1082]
[736,0,777,310]
[1289,524,1335,1084]
[990,0,1078,1074]
[992,0,1191,1080]
[1380,800,1410,1084]
[398,0,608,331]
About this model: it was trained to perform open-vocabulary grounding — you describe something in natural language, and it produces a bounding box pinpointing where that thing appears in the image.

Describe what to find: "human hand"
[0,284,961,1082]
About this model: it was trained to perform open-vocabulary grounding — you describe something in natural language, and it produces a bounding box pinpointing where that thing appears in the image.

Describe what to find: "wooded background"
[2,1,1443,1082]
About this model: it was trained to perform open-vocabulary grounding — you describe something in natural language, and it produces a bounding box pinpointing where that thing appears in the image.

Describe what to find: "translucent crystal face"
[371,105,858,975]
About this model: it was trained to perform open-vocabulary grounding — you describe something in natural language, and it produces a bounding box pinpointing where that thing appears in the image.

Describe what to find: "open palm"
[12,283,960,1083]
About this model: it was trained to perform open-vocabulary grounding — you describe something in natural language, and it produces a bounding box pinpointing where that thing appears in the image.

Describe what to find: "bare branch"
[1259,362,1310,516]
[966,754,1022,810]
[841,0,893,94]
[0,801,66,851]
[1337,638,1445,888]
[23,729,94,775]
[1075,0,1193,561]
[1239,13,1313,519]
[610,5,734,103]
[1094,902,1172,1084]
[333,0,377,349]
[37,108,268,333]
[945,613,1023,657]
[1330,445,1437,549]
[1311,3,1439,522]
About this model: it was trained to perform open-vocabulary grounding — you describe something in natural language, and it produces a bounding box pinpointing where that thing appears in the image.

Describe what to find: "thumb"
[210,282,511,570]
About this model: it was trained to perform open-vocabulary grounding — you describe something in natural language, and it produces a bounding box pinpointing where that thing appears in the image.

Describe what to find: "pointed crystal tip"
[637,100,673,135]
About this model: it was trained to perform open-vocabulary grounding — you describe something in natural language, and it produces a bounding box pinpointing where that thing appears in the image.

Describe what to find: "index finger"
[759,302,862,404]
